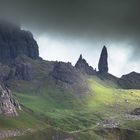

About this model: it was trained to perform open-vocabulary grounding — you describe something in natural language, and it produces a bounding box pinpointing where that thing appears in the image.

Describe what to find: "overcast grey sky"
[0,0,140,77]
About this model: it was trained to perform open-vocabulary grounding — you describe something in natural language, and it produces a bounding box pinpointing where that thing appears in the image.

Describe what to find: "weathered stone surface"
[52,62,82,84]
[15,63,32,81]
[75,54,96,75]
[13,55,33,81]
[98,46,108,73]
[0,84,21,117]
[0,21,39,63]
[51,62,88,95]
[4,55,33,81]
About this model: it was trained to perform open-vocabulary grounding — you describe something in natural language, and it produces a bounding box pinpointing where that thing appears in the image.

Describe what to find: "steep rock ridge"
[0,84,21,117]
[118,72,140,89]
[0,21,39,63]
[0,55,33,81]
[75,54,96,75]
[52,62,83,84]
[98,46,108,73]
[51,62,88,94]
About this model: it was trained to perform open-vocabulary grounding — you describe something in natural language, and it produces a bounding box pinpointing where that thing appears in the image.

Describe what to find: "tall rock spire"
[98,46,108,73]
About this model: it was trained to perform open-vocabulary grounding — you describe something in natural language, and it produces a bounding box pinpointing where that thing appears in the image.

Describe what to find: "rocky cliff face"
[0,21,39,81]
[98,46,108,73]
[52,62,83,84]
[51,62,88,95]
[0,84,21,117]
[0,55,33,81]
[75,54,96,75]
[0,21,39,63]
[13,55,33,81]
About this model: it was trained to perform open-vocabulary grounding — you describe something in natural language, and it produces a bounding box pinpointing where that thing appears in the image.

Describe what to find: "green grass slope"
[2,75,140,140]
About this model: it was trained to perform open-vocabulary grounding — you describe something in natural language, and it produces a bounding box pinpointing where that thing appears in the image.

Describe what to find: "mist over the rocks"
[0,0,140,76]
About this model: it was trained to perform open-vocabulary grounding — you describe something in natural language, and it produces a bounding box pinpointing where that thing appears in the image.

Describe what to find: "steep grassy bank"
[2,75,140,139]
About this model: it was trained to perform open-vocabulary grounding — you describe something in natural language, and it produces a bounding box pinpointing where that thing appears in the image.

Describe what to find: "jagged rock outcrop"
[0,84,21,117]
[0,55,33,81]
[13,55,33,81]
[75,54,96,75]
[98,46,108,73]
[118,72,140,89]
[0,21,39,64]
[52,62,83,84]
[14,62,32,81]
[51,62,88,95]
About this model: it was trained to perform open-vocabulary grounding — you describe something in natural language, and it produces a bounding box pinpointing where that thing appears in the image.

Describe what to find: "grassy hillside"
[2,75,140,140]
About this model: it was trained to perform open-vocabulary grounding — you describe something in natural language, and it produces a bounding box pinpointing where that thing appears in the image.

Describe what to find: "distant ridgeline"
[0,20,139,118]
[0,20,139,94]
[0,21,39,63]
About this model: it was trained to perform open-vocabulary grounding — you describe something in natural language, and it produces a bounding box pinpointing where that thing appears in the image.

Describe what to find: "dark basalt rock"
[12,55,33,81]
[118,72,140,89]
[75,54,96,75]
[15,62,32,81]
[0,21,39,64]
[98,46,108,73]
[0,55,33,81]
[0,84,21,117]
[52,62,82,84]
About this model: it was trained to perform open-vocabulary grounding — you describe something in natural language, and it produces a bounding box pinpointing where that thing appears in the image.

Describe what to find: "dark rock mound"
[0,21,39,63]
[14,62,32,81]
[0,84,21,117]
[118,72,140,89]
[52,62,83,84]
[131,108,140,115]
[51,62,88,95]
[75,54,96,75]
[98,46,108,73]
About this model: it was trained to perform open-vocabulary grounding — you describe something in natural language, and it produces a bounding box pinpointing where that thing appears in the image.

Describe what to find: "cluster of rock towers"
[75,45,108,74]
